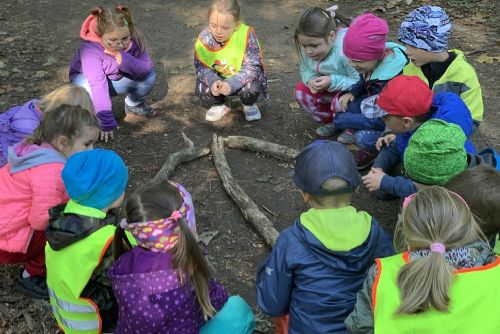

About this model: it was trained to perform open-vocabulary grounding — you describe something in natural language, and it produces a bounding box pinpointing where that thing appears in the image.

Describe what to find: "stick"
[223,136,299,162]
[153,132,210,183]
[212,134,279,247]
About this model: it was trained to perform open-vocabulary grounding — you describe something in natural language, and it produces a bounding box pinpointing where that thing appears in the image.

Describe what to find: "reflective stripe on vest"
[195,23,250,78]
[373,253,500,334]
[46,225,116,334]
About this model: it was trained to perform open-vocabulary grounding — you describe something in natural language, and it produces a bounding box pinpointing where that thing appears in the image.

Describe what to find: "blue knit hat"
[291,140,361,195]
[399,6,452,52]
[62,149,128,210]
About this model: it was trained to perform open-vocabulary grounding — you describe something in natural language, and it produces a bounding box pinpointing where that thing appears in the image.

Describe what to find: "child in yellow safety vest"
[45,149,128,334]
[345,186,500,334]
[194,0,268,122]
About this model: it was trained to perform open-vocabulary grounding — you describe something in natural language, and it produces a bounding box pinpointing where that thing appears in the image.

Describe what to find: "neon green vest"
[195,23,250,78]
[403,50,484,122]
[373,253,500,334]
[45,225,116,334]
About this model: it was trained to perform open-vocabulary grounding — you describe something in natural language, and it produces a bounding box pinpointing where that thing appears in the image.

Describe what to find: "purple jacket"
[108,247,228,334]
[69,41,154,131]
[0,99,42,167]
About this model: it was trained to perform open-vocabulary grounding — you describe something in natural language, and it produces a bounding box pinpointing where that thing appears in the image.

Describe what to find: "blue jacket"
[256,209,394,334]
[375,92,476,198]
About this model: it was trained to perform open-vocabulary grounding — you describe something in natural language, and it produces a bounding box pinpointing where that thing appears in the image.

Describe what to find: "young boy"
[445,166,500,252]
[45,149,128,334]
[362,75,475,199]
[256,140,394,334]
[399,5,483,127]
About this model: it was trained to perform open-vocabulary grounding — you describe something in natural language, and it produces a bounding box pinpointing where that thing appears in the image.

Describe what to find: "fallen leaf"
[198,230,220,246]
[256,175,272,183]
[289,101,300,110]
[34,70,49,78]
[476,54,500,64]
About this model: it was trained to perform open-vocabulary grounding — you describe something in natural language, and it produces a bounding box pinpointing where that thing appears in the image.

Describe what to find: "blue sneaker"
[242,104,261,121]
[125,102,157,117]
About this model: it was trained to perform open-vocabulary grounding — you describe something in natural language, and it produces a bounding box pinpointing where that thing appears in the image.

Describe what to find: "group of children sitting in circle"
[0,0,499,333]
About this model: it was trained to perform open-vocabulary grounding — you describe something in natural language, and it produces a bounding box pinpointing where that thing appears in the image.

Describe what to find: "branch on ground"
[223,135,299,162]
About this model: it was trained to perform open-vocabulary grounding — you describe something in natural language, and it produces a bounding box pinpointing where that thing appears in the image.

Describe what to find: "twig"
[212,134,279,248]
[223,136,299,162]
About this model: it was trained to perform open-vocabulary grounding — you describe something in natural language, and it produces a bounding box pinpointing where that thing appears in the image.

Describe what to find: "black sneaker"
[16,274,49,299]
[125,103,157,117]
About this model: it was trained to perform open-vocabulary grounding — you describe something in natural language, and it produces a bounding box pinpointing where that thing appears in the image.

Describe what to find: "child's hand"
[100,129,114,143]
[219,82,232,96]
[115,53,122,65]
[362,167,385,192]
[376,134,396,151]
[339,93,354,112]
[211,81,223,96]
[308,83,319,94]
[310,76,331,92]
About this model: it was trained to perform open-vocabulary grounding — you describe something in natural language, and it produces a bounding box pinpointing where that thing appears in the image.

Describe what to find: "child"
[256,140,394,333]
[194,0,268,122]
[45,149,128,334]
[362,75,475,196]
[109,181,255,334]
[70,5,157,142]
[0,105,99,299]
[446,166,500,248]
[334,13,407,153]
[293,6,359,137]
[0,84,93,167]
[400,6,483,128]
[345,186,500,333]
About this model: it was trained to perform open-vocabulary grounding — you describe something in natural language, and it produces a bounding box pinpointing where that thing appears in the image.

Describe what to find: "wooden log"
[212,134,279,247]
[153,132,210,183]
[223,136,299,162]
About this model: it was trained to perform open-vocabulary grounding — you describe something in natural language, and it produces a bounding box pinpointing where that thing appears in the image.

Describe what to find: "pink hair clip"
[430,242,446,254]
[170,210,182,221]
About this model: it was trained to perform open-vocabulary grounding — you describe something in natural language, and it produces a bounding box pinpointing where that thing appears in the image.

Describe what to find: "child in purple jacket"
[69,5,156,142]
[109,181,255,334]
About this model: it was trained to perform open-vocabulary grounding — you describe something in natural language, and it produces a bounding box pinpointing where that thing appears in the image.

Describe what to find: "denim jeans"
[333,95,386,131]
[71,69,157,105]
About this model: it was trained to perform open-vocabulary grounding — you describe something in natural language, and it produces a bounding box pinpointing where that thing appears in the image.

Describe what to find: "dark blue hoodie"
[256,207,394,334]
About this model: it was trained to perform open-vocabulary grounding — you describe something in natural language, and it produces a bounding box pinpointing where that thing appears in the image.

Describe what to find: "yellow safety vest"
[403,50,484,122]
[45,225,116,334]
[372,253,500,334]
[195,23,250,78]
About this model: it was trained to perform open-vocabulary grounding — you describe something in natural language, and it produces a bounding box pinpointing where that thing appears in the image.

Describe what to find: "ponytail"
[174,218,215,320]
[115,5,146,54]
[113,223,133,261]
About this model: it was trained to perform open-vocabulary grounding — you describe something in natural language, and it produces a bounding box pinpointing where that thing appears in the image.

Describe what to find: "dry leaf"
[476,54,500,64]
[289,101,300,110]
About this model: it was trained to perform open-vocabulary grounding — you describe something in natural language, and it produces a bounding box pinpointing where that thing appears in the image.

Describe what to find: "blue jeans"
[333,95,386,131]
[71,70,157,105]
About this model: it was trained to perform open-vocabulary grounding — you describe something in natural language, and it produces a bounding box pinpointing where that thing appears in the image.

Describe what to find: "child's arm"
[344,265,376,334]
[28,164,68,230]
[299,53,319,87]
[329,57,360,92]
[194,53,221,90]
[256,239,293,316]
[118,47,154,79]
[224,30,263,94]
[348,78,366,98]
[379,175,418,198]
[372,141,401,172]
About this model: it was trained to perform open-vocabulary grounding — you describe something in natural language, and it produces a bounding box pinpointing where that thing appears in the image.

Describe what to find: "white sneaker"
[243,104,261,121]
[205,105,230,122]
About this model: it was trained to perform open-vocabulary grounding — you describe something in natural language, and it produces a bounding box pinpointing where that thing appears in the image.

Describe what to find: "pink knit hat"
[343,13,389,61]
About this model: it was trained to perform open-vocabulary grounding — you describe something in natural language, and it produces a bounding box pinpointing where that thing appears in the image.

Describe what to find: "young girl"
[0,84,93,167]
[0,104,100,299]
[337,13,407,168]
[70,5,157,142]
[109,181,255,334]
[345,186,500,333]
[294,6,359,137]
[194,0,268,122]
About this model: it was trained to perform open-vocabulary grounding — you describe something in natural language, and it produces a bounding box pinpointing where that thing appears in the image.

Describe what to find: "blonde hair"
[394,186,484,314]
[38,84,94,114]
[309,177,353,207]
[91,5,146,54]
[208,0,240,21]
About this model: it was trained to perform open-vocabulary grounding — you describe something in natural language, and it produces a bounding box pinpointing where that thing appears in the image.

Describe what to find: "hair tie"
[170,210,182,221]
[430,242,446,254]
[119,218,128,229]
[326,5,338,18]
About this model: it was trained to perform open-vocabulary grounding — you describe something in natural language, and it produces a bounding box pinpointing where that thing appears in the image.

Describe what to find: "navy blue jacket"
[256,219,394,334]
[374,92,476,198]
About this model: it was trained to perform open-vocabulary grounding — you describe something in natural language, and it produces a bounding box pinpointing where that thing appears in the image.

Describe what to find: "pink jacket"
[0,143,68,253]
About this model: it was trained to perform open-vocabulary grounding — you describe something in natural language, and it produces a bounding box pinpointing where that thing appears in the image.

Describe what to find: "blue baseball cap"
[291,140,361,195]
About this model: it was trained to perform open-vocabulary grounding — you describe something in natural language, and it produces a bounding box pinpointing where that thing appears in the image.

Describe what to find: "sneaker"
[315,124,338,137]
[125,102,157,117]
[242,104,261,121]
[16,274,48,299]
[337,129,354,144]
[205,105,231,122]
[353,149,377,170]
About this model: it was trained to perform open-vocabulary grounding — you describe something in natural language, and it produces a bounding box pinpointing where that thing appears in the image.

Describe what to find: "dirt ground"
[0,0,498,332]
